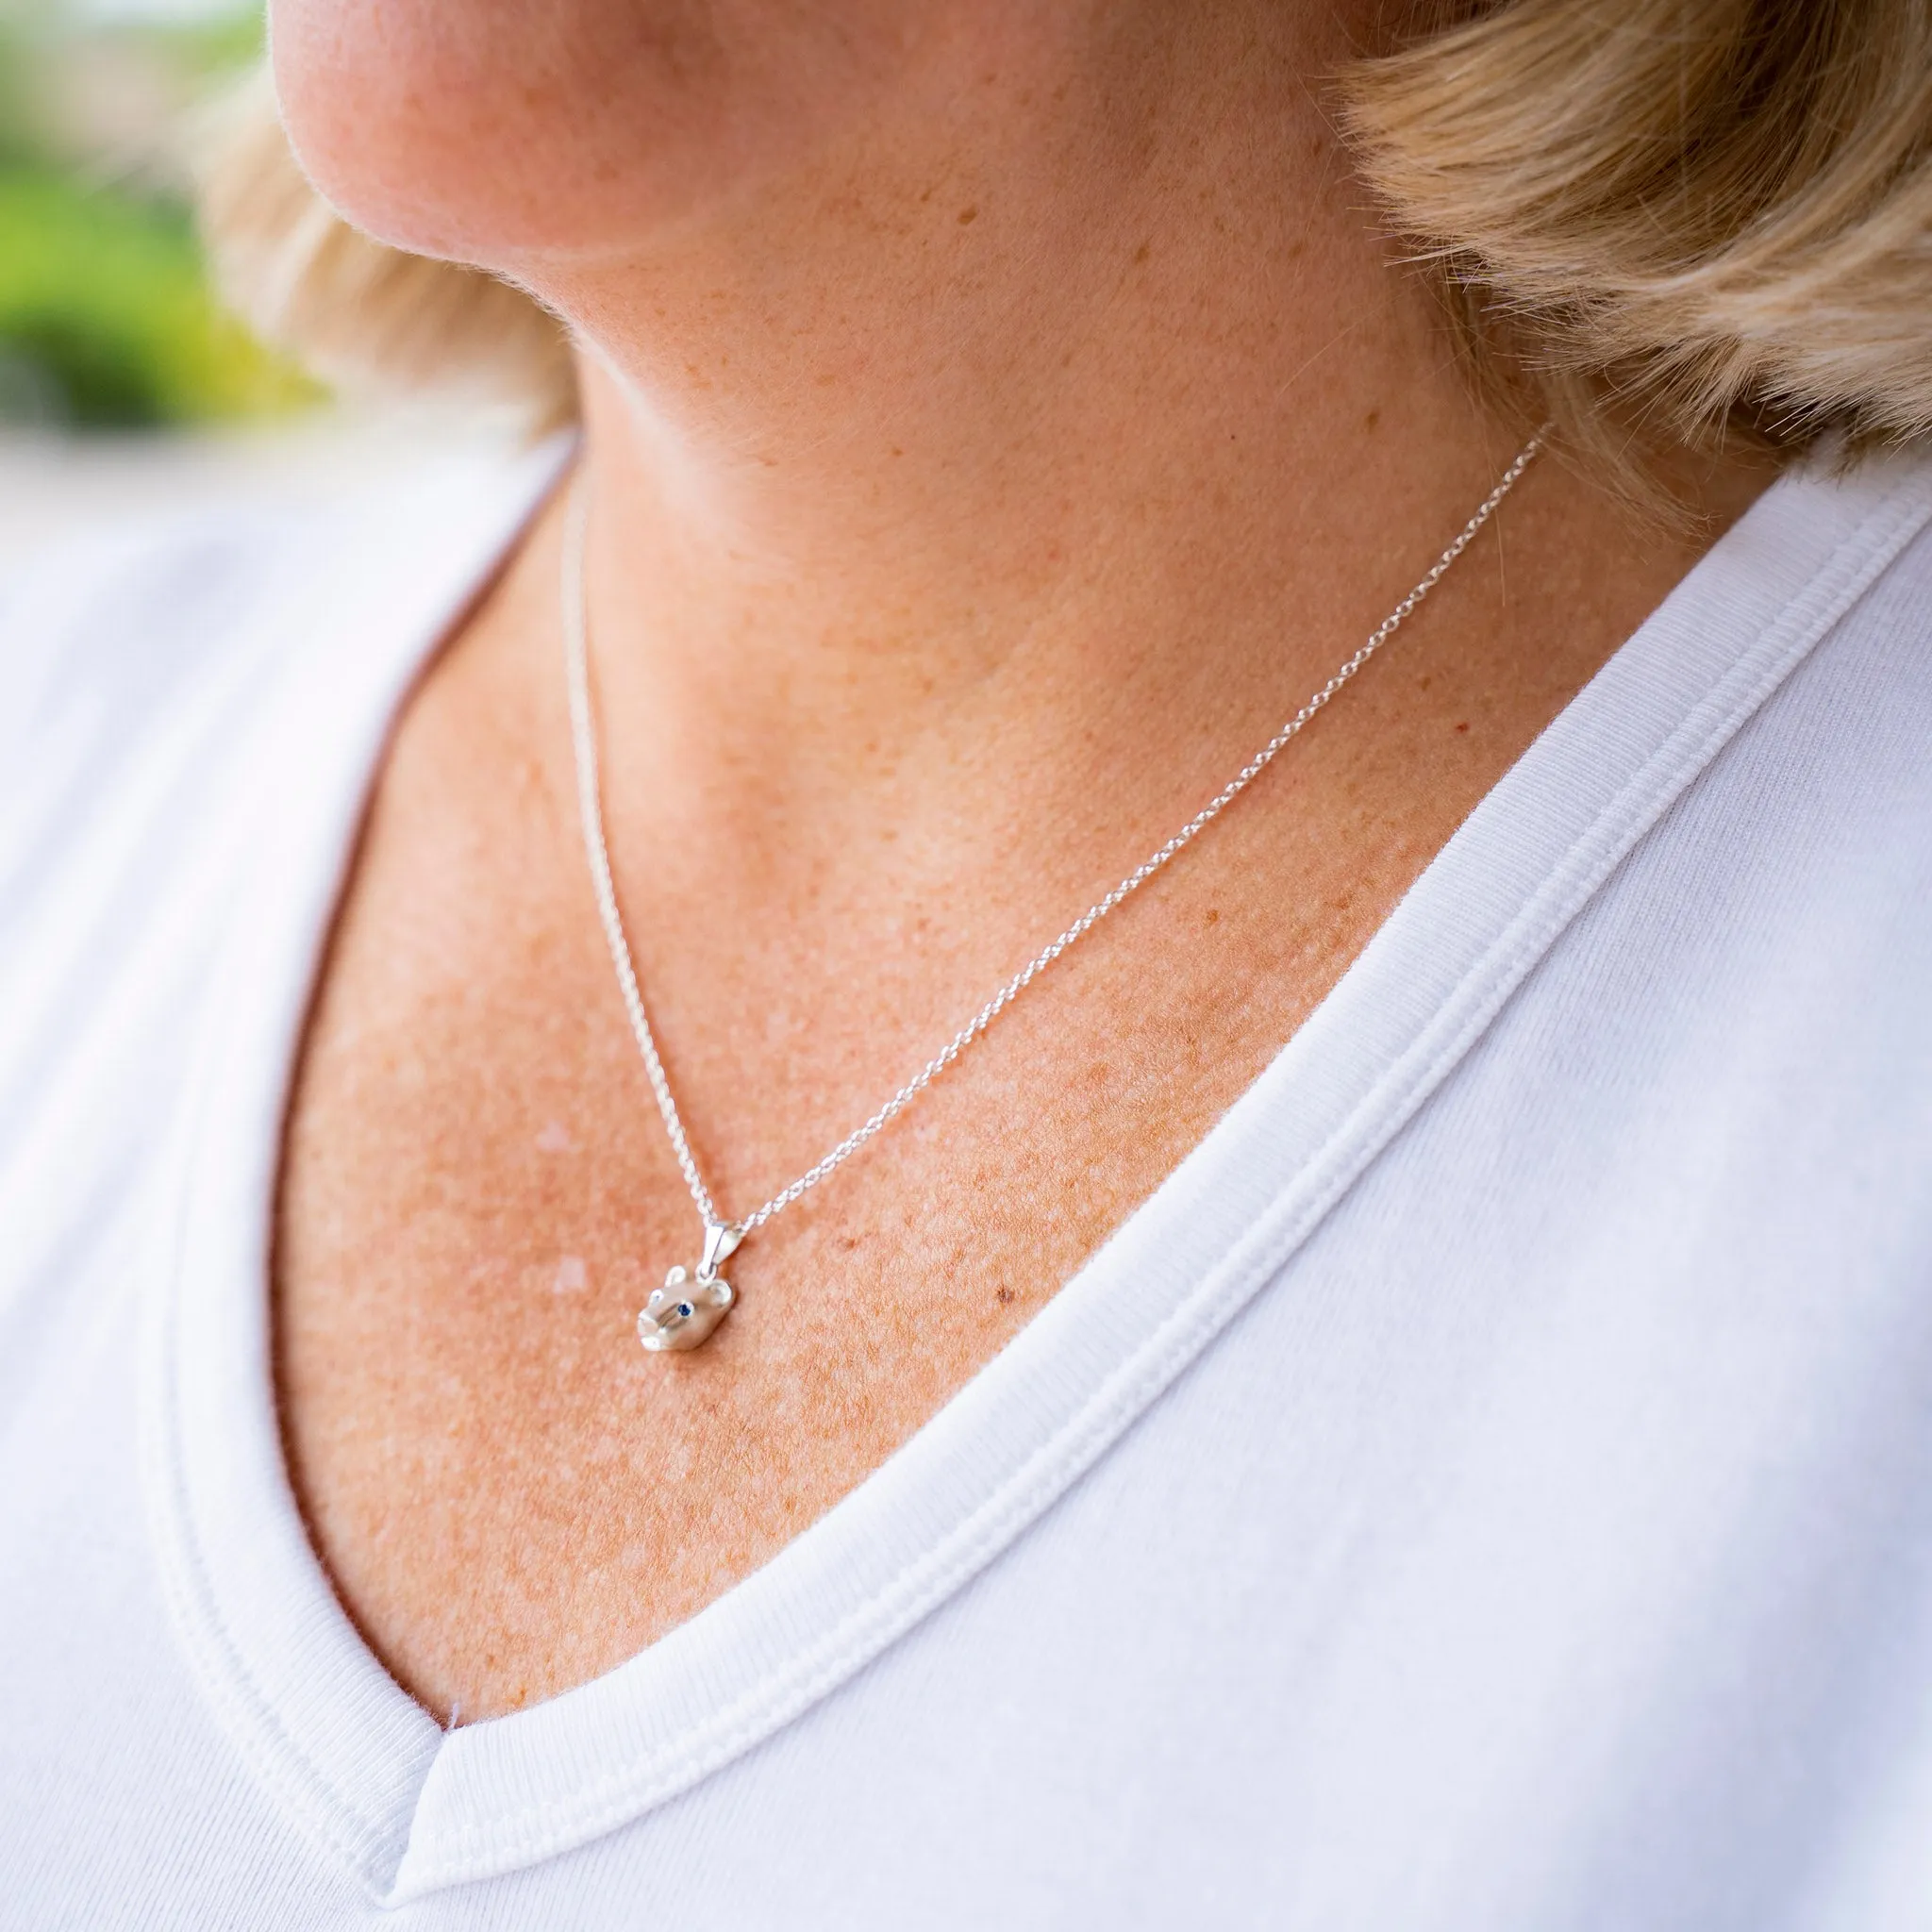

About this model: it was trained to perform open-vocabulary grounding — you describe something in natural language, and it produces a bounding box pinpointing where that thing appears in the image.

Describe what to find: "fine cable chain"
[564,434,1542,1250]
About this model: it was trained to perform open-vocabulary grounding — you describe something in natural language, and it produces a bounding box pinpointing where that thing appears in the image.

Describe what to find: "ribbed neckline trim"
[142,446,1932,1901]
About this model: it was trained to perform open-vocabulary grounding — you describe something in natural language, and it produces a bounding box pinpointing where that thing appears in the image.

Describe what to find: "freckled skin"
[271,0,1771,1722]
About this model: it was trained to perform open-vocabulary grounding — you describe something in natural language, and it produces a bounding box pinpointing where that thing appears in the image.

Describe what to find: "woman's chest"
[266,519,1602,1724]
[271,766,1399,1723]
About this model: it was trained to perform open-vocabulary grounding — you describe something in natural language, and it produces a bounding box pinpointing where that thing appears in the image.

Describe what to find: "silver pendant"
[638,1223,741,1353]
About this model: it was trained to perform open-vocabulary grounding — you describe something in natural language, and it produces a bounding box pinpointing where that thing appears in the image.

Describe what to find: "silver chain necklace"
[562,437,1541,1351]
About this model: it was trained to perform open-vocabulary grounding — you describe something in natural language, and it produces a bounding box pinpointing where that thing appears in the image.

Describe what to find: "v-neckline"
[140,439,1932,1903]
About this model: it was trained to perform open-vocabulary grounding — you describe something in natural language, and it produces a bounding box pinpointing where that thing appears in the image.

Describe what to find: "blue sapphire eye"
[676,1302,694,1319]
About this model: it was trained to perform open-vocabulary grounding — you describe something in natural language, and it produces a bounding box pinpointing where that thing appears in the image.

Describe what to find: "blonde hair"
[1341,0,1932,471]
[198,2,1932,461]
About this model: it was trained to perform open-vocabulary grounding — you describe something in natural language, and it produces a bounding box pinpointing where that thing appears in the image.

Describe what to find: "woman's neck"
[483,2,1745,931]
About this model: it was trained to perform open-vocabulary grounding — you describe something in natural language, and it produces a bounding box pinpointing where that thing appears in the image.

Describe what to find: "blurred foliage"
[0,166,318,426]
[0,3,323,431]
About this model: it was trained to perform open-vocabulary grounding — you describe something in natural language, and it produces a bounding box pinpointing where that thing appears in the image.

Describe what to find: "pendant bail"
[699,1221,742,1279]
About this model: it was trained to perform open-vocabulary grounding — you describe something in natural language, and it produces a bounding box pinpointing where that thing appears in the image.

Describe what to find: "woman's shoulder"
[0,435,562,1197]
[0,434,563,1027]
[8,508,248,742]
[0,435,563,794]
[0,435,567,957]
[0,495,342,970]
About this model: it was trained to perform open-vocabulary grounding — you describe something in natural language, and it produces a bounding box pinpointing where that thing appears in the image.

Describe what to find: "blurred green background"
[0,0,315,430]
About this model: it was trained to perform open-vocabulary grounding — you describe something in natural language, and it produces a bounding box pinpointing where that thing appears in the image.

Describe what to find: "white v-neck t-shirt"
[5,442,1932,1930]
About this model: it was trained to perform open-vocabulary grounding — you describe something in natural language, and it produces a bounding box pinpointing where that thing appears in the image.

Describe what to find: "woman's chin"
[265,0,908,271]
